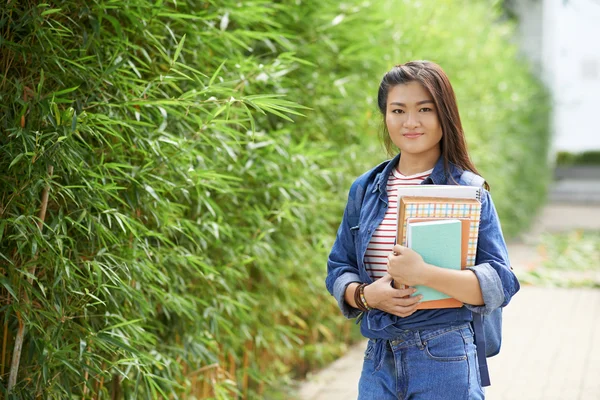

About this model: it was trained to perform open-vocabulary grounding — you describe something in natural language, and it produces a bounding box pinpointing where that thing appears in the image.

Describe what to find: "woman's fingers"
[393,304,419,318]
[396,295,421,307]
[375,297,421,317]
[394,287,416,298]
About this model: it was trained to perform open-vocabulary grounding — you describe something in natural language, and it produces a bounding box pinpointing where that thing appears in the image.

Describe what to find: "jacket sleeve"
[465,190,520,315]
[325,183,363,319]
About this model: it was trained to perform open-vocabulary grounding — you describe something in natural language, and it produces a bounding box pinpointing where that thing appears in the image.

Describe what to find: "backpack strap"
[460,170,486,188]
[461,170,492,386]
[472,313,491,387]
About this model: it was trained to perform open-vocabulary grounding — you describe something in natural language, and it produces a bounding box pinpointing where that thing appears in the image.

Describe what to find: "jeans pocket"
[423,328,468,362]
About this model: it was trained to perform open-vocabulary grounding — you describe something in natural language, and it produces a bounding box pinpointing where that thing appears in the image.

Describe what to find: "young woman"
[325,61,519,399]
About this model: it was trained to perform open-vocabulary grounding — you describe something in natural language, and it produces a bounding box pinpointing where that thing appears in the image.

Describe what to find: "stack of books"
[394,186,483,309]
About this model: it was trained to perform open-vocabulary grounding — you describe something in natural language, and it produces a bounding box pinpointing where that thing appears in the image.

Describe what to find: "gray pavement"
[297,181,600,399]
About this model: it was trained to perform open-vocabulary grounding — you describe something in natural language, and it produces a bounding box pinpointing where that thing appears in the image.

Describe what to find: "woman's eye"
[420,107,432,112]
[392,109,404,114]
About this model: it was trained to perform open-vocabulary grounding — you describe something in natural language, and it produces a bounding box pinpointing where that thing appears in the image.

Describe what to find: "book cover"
[407,220,462,303]
[407,217,471,268]
[398,196,481,267]
[395,196,482,309]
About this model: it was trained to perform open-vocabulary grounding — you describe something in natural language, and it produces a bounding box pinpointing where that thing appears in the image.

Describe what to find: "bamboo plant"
[0,0,549,398]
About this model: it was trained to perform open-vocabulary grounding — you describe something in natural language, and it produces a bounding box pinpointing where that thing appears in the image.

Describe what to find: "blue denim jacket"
[325,153,520,339]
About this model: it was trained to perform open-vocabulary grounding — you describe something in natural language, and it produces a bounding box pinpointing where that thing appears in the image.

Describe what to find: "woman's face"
[385,81,443,158]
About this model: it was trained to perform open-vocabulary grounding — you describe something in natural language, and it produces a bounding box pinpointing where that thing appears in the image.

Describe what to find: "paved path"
[297,201,600,400]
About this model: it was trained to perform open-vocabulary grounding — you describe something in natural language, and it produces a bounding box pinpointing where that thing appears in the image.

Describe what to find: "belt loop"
[415,331,425,350]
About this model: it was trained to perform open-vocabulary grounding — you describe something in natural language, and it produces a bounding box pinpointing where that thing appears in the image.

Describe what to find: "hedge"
[0,0,549,398]
[556,151,600,166]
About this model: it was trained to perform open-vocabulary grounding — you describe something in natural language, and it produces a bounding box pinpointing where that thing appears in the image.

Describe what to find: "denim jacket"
[325,153,520,338]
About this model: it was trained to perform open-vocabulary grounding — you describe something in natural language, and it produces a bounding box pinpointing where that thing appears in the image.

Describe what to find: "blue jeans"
[358,324,484,399]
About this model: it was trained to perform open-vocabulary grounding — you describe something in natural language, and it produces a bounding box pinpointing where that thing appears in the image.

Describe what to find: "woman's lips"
[403,133,424,139]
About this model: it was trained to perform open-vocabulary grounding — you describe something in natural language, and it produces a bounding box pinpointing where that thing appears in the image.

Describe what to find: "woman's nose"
[403,112,420,128]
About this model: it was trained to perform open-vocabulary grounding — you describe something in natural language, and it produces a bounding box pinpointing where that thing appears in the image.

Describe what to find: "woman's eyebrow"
[389,100,434,106]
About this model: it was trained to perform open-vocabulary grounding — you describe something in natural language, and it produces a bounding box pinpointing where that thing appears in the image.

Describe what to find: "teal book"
[406,219,462,302]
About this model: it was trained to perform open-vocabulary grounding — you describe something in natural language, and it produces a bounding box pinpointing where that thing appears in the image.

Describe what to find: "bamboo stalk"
[257,350,266,397]
[190,365,198,398]
[228,352,237,398]
[242,340,252,400]
[110,374,119,400]
[228,352,236,383]
[8,164,53,391]
[1,294,11,376]
[217,344,225,386]
[96,361,106,400]
[210,366,216,398]
[201,370,209,398]
[82,345,90,398]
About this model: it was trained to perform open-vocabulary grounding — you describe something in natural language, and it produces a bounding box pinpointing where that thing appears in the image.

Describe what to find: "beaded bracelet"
[353,283,366,311]
[359,284,372,311]
[353,283,371,312]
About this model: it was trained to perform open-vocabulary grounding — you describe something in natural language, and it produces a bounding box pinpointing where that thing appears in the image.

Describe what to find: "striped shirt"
[364,167,434,280]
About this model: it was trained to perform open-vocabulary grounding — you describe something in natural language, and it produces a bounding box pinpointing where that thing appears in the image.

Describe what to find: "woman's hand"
[387,244,431,287]
[363,274,422,318]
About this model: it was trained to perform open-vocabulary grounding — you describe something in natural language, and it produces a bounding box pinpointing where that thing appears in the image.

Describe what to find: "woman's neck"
[397,150,440,176]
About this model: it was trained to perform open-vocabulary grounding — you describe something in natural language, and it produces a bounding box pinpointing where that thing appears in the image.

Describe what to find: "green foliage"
[0,0,549,398]
[517,231,600,288]
[556,151,600,166]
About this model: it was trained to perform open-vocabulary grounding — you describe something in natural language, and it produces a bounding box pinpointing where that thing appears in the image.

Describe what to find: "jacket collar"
[427,154,464,185]
[371,153,463,194]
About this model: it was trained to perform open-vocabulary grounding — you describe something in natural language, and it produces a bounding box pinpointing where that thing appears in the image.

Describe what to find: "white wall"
[549,0,600,152]
[513,0,600,152]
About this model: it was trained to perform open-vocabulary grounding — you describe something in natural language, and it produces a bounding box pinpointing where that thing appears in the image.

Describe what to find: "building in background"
[507,0,600,154]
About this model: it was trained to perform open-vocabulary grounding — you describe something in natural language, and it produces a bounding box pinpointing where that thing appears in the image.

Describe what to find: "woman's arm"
[387,245,484,305]
[420,264,484,305]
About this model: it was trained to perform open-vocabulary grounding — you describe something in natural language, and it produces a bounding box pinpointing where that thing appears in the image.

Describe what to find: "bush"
[516,230,600,288]
[556,151,600,166]
[0,0,549,398]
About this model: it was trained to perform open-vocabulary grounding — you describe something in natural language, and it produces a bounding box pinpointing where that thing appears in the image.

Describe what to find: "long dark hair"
[377,60,489,190]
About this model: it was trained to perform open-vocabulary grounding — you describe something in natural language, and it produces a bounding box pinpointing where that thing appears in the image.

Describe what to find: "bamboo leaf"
[41,8,62,16]
[0,276,18,300]
[9,153,25,169]
[52,86,79,97]
[100,319,144,332]
[208,60,226,87]
[172,34,186,65]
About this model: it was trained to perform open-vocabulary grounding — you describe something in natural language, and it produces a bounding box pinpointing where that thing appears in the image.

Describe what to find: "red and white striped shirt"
[364,167,433,280]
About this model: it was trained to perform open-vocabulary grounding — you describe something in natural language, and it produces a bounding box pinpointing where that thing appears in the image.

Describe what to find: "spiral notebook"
[395,185,483,204]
